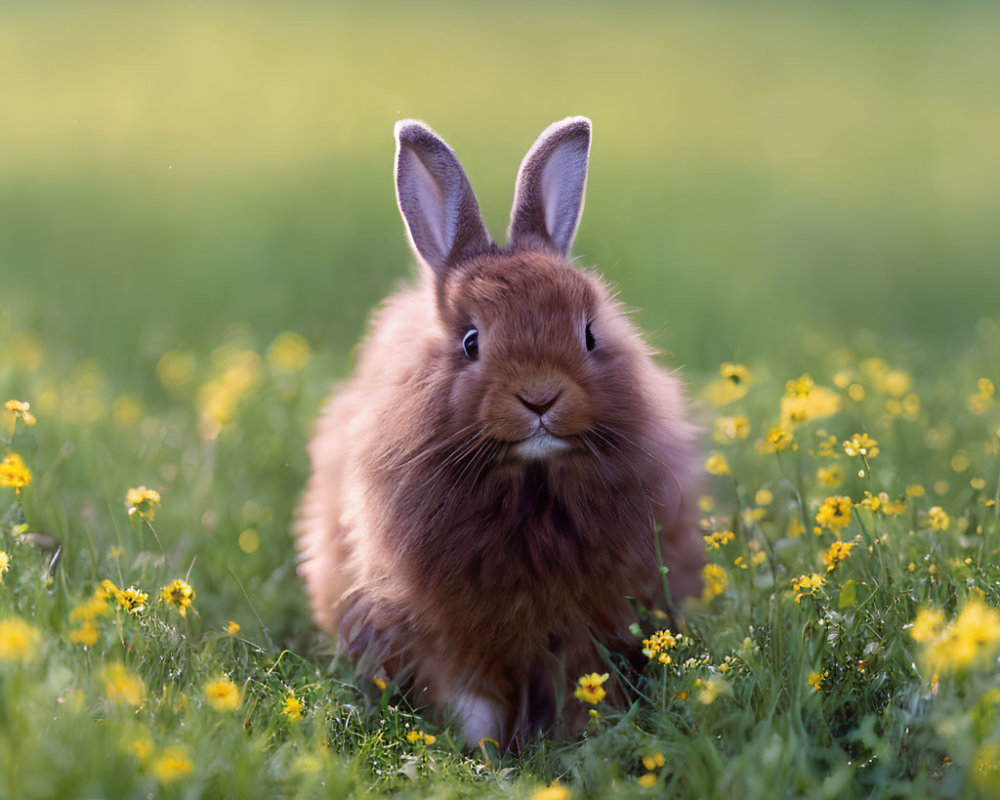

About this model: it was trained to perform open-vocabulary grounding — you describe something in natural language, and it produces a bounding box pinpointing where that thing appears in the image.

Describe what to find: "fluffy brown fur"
[294,117,704,748]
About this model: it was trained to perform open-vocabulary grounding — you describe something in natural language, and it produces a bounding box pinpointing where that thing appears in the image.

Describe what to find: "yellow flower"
[926,506,950,532]
[816,466,843,487]
[128,734,155,761]
[0,550,9,580]
[638,773,657,788]
[642,629,680,663]
[701,563,728,602]
[695,675,729,704]
[951,450,971,473]
[784,373,815,398]
[225,620,241,635]
[859,491,906,515]
[703,530,735,550]
[530,784,571,800]
[704,453,731,476]
[0,617,41,662]
[807,671,826,691]
[949,601,1000,667]
[114,585,149,615]
[880,369,912,397]
[373,676,387,691]
[704,363,752,406]
[883,496,907,515]
[197,348,262,438]
[736,550,768,570]
[283,690,303,722]
[755,489,773,506]
[860,356,887,378]
[205,676,241,711]
[642,752,666,770]
[713,415,750,442]
[816,434,838,458]
[910,608,945,643]
[721,363,751,386]
[105,663,146,707]
[921,599,1000,674]
[3,399,36,432]
[68,585,112,644]
[574,672,609,705]
[755,424,794,455]
[0,453,33,491]
[69,620,99,646]
[791,573,825,603]
[70,588,112,623]
[906,484,926,498]
[815,496,852,532]
[152,745,194,782]
[968,378,995,415]
[843,433,879,458]
[901,393,921,419]
[822,540,854,573]
[125,486,161,522]
[406,729,437,745]
[833,369,854,389]
[267,331,312,373]
[858,491,882,512]
[780,374,841,423]
[161,579,196,618]
[156,350,197,392]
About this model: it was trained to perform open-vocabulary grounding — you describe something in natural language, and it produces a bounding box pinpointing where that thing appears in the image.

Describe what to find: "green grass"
[2,1,1000,797]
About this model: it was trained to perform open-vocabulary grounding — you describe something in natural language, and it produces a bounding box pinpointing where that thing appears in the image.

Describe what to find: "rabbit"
[294,116,705,749]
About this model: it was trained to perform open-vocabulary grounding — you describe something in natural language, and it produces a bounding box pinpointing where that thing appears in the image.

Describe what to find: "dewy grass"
[1,320,999,798]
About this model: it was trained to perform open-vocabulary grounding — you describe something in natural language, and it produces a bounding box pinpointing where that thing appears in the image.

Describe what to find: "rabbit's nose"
[517,392,560,417]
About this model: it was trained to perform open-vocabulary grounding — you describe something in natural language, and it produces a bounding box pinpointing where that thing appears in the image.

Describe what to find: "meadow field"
[2,2,1000,797]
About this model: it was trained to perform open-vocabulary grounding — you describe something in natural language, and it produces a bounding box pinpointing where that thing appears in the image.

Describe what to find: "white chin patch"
[514,430,570,461]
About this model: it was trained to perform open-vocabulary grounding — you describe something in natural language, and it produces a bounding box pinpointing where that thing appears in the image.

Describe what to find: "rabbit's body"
[295,118,704,747]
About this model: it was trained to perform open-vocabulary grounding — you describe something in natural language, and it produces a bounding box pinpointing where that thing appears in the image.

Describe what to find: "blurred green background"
[4,0,999,378]
[2,0,1000,638]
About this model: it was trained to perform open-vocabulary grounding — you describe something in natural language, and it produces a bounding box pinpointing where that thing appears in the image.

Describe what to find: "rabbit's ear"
[394,120,492,276]
[508,116,591,257]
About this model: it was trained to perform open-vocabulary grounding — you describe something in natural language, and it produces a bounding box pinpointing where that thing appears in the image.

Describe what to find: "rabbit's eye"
[585,323,596,352]
[462,328,479,360]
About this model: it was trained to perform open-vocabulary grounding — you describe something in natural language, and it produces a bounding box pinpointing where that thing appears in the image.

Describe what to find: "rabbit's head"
[395,117,655,469]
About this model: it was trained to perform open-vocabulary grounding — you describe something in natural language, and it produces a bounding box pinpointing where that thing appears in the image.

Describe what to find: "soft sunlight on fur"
[295,118,704,748]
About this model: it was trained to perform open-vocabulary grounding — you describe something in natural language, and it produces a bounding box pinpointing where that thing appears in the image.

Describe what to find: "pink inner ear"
[402,147,450,263]
[540,141,587,253]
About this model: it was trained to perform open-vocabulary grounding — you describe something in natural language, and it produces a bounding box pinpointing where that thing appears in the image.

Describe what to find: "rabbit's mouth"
[509,424,573,462]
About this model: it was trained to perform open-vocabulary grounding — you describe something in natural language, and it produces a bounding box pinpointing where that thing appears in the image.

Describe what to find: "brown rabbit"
[294,116,705,748]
